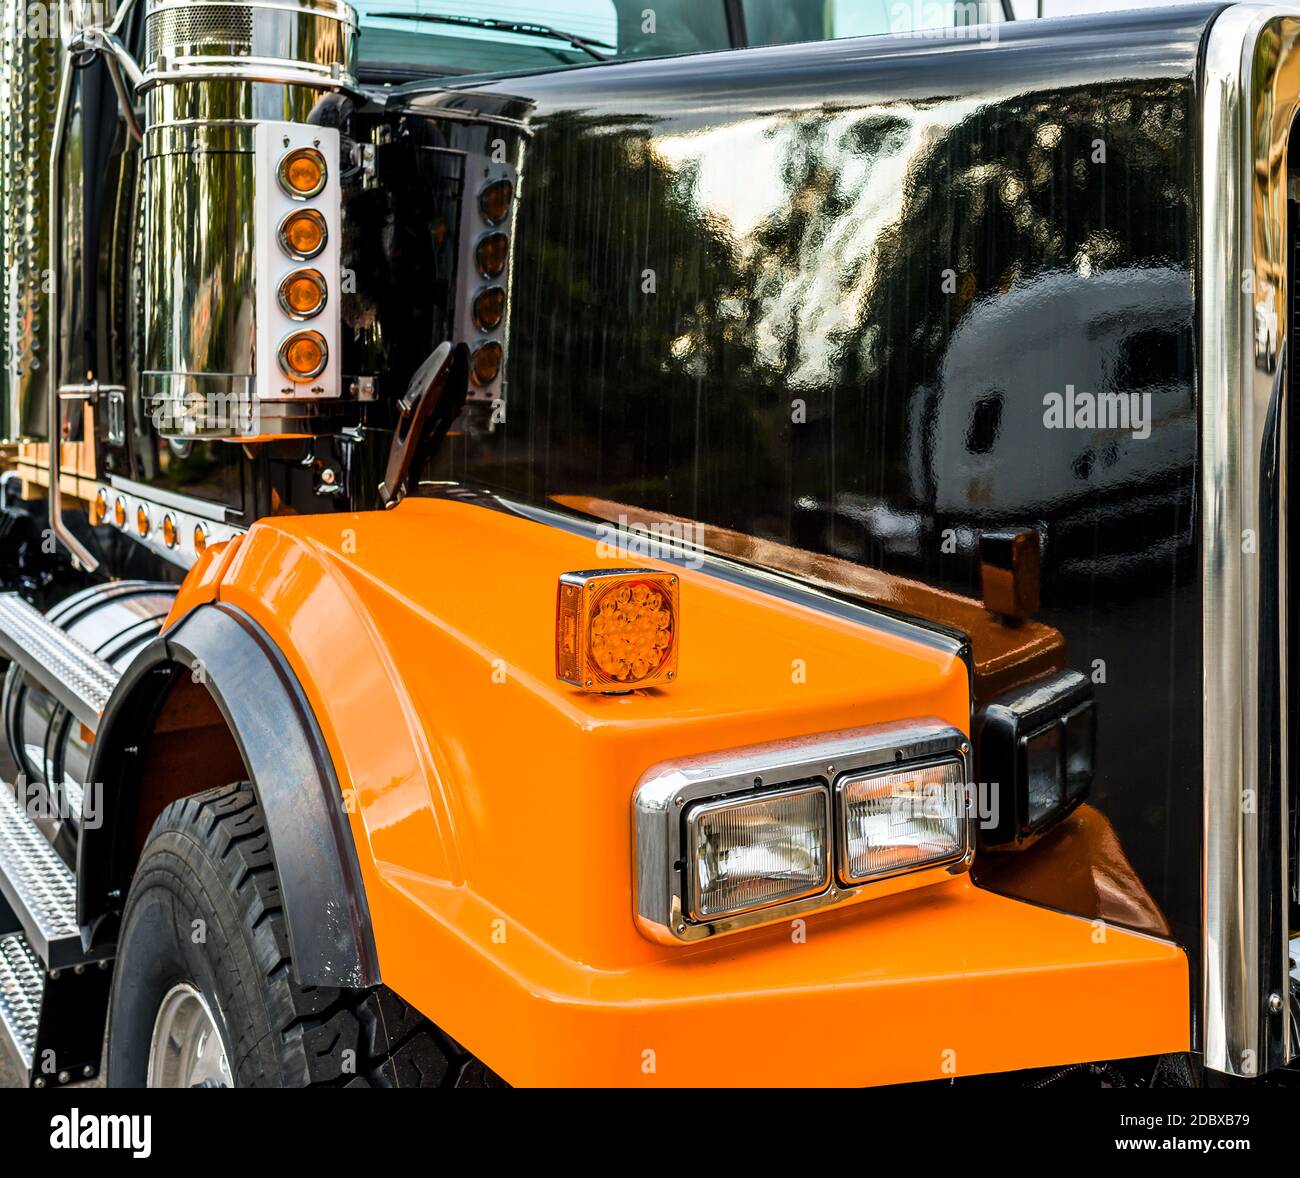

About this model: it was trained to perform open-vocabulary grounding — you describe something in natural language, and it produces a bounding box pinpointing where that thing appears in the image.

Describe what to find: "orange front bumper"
[377,866,1187,1087]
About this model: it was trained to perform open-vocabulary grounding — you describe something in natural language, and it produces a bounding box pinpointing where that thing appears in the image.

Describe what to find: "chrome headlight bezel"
[633,719,972,945]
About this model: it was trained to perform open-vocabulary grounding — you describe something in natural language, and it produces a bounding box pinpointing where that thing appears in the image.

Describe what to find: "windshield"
[351,1,1008,82]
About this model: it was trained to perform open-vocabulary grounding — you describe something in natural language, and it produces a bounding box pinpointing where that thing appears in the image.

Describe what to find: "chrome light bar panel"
[101,479,245,570]
[633,719,971,944]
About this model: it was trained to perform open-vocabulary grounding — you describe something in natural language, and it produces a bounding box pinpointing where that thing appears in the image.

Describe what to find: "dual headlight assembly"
[634,720,972,943]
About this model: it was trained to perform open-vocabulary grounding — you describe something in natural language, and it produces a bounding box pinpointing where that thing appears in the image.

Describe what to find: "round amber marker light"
[278,269,327,320]
[113,498,126,528]
[193,524,208,556]
[470,341,503,387]
[475,232,509,278]
[136,505,150,537]
[473,286,506,332]
[479,179,514,225]
[162,514,177,549]
[277,147,327,200]
[588,580,675,685]
[278,209,327,260]
[279,330,329,381]
[90,489,108,526]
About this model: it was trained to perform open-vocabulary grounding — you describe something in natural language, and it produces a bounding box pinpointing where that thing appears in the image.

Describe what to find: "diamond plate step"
[0,592,120,730]
[0,932,41,1074]
[0,782,106,969]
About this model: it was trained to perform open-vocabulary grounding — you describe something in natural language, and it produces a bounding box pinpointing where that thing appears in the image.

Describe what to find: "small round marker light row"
[275,146,331,382]
[92,489,207,552]
[471,178,514,388]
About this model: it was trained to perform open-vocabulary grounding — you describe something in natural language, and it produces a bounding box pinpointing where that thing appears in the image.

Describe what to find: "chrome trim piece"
[137,63,360,97]
[1201,2,1300,1077]
[474,491,967,656]
[633,719,972,944]
[40,0,143,559]
[46,50,98,572]
[108,474,234,522]
[100,482,245,570]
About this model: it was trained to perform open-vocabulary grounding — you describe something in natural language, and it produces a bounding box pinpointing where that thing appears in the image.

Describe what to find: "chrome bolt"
[82,1065,94,1078]
[33,1077,45,1089]
[73,964,83,976]
[57,1071,69,1084]
[1269,992,1284,1014]
[320,468,337,486]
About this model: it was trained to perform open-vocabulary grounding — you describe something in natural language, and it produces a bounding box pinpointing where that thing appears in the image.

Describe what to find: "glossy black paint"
[393,6,1222,979]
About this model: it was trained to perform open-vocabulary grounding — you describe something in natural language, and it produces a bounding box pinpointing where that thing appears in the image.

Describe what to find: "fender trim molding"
[80,602,379,989]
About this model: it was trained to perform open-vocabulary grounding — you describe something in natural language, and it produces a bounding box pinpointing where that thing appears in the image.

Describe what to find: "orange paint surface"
[169,496,1187,1086]
[163,536,242,631]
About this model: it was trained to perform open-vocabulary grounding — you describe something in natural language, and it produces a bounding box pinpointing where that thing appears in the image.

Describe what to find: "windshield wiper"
[366,12,613,61]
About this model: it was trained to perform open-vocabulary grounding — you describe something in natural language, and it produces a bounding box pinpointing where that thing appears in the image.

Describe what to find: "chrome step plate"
[0,782,104,969]
[0,592,120,729]
[0,931,41,1074]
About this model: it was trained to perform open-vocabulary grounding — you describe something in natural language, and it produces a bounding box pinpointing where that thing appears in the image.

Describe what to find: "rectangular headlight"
[836,759,967,884]
[685,783,830,920]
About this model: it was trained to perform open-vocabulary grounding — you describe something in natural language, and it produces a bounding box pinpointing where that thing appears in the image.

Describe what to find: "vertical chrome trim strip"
[1201,2,1299,1077]
[46,43,100,573]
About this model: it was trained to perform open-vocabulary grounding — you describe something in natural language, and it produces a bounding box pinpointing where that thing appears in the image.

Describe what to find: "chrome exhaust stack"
[138,0,357,440]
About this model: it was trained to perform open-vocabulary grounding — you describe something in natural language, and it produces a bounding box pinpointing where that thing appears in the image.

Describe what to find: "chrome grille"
[147,4,254,61]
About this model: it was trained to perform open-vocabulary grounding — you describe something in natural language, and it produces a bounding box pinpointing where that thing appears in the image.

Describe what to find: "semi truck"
[0,0,1289,1088]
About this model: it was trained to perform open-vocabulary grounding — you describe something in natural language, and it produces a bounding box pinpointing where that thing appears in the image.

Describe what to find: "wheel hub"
[146,981,233,1088]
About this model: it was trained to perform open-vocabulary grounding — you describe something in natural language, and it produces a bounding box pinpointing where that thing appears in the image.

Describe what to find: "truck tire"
[106,781,493,1087]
